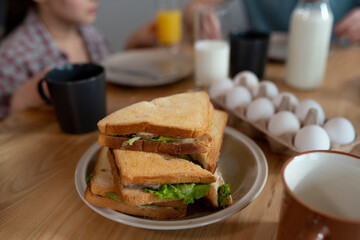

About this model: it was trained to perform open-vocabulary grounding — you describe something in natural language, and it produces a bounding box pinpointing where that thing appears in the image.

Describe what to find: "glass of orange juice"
[156,0,182,46]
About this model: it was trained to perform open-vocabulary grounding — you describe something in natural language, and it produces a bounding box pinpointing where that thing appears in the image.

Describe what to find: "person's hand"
[197,7,222,40]
[125,22,157,49]
[334,7,360,44]
[9,68,51,115]
[184,0,224,39]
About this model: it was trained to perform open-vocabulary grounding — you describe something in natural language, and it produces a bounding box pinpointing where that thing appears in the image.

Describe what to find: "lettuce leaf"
[143,135,178,143]
[109,133,195,146]
[105,192,121,202]
[142,136,194,143]
[144,183,211,204]
[218,184,231,208]
[122,135,194,146]
[85,172,93,186]
[122,136,141,147]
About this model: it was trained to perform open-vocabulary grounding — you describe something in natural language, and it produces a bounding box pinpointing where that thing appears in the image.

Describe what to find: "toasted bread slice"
[112,149,216,185]
[91,147,185,207]
[85,188,187,219]
[204,168,233,208]
[86,147,187,218]
[106,150,188,206]
[90,147,116,196]
[97,91,214,138]
[193,110,228,173]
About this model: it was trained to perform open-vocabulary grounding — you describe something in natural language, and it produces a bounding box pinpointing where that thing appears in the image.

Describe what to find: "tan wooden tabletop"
[1,46,359,240]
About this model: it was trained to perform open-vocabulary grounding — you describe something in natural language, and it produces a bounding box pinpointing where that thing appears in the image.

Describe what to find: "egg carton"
[211,84,360,155]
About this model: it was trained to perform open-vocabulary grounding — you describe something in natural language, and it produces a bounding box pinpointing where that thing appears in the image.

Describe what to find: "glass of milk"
[193,4,230,88]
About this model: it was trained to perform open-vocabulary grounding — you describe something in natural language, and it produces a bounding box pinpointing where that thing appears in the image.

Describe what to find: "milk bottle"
[286,0,333,90]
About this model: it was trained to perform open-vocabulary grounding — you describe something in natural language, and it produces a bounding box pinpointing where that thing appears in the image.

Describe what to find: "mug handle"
[37,78,52,105]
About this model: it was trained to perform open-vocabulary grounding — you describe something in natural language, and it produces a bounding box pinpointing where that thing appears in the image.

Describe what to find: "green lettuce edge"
[85,172,93,186]
[112,134,193,147]
[218,184,231,208]
[144,183,211,205]
[105,192,121,202]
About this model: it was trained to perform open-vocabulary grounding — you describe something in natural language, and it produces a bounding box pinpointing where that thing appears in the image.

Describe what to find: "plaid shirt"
[0,10,110,119]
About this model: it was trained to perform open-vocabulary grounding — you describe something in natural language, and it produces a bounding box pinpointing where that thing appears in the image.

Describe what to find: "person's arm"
[334,7,360,43]
[124,22,157,49]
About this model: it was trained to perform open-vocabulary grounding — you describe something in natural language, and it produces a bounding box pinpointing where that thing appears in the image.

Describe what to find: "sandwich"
[108,148,217,206]
[93,90,232,213]
[97,91,214,154]
[106,109,233,209]
[85,147,187,219]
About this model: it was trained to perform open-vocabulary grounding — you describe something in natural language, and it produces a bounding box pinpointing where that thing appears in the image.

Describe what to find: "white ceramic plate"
[74,127,268,230]
[102,48,193,87]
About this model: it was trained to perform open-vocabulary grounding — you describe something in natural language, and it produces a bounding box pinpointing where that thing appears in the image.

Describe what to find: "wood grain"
[0,46,359,240]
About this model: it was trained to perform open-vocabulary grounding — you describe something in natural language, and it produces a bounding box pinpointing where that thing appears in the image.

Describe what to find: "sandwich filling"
[121,182,211,205]
[144,183,211,205]
[103,133,204,147]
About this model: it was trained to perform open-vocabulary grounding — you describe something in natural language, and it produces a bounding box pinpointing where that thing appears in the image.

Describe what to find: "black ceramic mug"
[230,31,270,78]
[38,64,106,134]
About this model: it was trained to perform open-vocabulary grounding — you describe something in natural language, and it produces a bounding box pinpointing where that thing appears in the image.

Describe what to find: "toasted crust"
[85,188,187,219]
[107,149,185,206]
[97,91,214,138]
[196,110,228,173]
[112,149,216,185]
[92,148,185,207]
[98,133,212,154]
[90,147,117,196]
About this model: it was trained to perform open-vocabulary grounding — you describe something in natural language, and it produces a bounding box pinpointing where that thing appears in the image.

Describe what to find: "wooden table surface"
[1,46,359,240]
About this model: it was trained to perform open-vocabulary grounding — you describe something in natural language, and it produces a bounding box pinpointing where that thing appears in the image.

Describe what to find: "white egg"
[294,125,330,152]
[208,78,234,99]
[273,92,299,109]
[246,97,275,122]
[295,99,325,125]
[323,117,356,145]
[253,80,279,99]
[225,86,252,110]
[268,111,300,136]
[233,71,259,94]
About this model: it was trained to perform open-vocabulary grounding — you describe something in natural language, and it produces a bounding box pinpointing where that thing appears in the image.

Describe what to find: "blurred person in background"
[0,0,157,120]
[185,0,360,43]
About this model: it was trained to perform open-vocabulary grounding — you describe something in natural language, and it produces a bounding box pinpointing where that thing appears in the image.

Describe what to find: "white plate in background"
[102,48,193,87]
